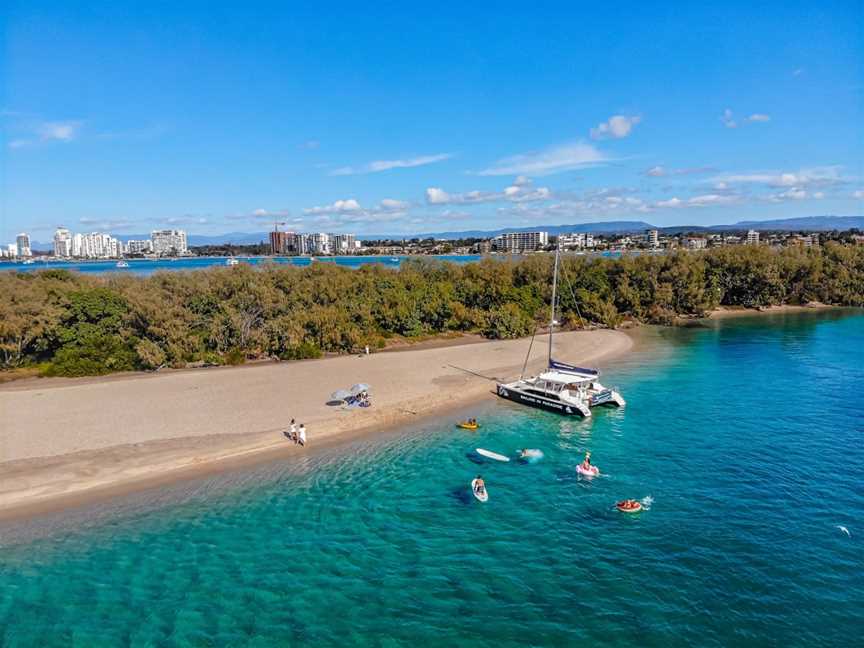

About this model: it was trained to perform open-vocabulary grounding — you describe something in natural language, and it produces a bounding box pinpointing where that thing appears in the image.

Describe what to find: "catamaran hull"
[496,384,589,417]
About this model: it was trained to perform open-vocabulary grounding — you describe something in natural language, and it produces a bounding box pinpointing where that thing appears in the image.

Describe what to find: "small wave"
[641,495,654,510]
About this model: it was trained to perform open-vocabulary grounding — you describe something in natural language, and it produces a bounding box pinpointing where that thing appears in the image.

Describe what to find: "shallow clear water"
[1,310,862,646]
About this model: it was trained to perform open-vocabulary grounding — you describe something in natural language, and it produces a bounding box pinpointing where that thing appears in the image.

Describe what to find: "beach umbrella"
[350,383,370,395]
[331,389,352,401]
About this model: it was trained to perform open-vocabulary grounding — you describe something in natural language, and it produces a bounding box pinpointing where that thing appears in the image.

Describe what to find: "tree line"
[1,243,862,377]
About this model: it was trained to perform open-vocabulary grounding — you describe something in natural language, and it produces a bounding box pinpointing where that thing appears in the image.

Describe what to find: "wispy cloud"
[78,217,136,230]
[652,193,739,209]
[711,166,843,189]
[301,199,411,227]
[475,141,607,177]
[720,109,737,129]
[644,165,715,178]
[304,199,363,215]
[329,153,452,176]
[38,120,82,142]
[7,119,83,149]
[721,109,770,129]
[590,115,641,140]
[426,177,552,205]
[298,140,320,150]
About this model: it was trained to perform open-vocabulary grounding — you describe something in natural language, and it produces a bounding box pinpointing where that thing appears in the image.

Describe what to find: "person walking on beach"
[289,419,297,443]
[298,424,307,446]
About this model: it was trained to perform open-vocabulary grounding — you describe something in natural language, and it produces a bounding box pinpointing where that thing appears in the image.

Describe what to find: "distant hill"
[26,215,863,249]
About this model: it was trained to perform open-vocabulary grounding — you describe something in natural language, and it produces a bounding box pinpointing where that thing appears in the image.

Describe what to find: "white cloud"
[426,178,552,205]
[770,188,808,202]
[813,192,825,199]
[79,217,135,229]
[645,165,714,178]
[7,119,83,148]
[652,194,737,209]
[721,109,769,128]
[475,141,607,177]
[590,115,641,140]
[39,120,82,142]
[380,198,410,210]
[299,140,320,150]
[329,153,452,176]
[304,199,363,215]
[688,194,737,206]
[712,167,842,189]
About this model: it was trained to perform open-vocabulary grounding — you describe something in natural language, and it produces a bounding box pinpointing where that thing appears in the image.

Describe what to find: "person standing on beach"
[298,424,306,446]
[289,419,297,442]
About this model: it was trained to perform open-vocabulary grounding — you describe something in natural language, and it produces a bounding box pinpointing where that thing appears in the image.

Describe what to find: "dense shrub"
[1,243,862,376]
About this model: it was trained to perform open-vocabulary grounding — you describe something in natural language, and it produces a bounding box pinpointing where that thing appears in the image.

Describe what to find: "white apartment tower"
[746,230,760,245]
[53,228,72,257]
[16,233,32,257]
[492,231,549,253]
[151,229,188,256]
[646,229,659,248]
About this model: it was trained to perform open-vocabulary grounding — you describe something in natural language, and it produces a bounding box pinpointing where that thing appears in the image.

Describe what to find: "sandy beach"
[0,329,632,518]
[707,303,836,318]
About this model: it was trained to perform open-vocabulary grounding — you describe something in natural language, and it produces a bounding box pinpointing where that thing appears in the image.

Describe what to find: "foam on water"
[1,309,862,646]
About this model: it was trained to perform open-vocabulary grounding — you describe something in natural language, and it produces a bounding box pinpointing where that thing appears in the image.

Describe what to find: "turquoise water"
[0,255,482,276]
[1,311,862,646]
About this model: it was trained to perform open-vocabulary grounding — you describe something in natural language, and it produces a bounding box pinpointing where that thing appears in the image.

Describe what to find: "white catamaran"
[496,248,625,418]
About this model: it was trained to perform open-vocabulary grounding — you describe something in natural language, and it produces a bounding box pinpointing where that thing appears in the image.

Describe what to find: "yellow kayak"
[457,422,480,430]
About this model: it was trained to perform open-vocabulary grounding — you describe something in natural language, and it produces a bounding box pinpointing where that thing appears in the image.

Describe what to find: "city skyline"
[2,2,862,241]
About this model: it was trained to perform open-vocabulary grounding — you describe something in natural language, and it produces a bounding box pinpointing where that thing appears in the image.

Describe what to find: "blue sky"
[2,1,862,240]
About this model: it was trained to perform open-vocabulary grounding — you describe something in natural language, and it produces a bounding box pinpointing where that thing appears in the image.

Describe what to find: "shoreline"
[706,302,837,319]
[0,329,633,521]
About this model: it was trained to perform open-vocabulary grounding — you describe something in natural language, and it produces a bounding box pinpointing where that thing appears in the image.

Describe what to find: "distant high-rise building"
[332,233,356,254]
[6,243,18,258]
[308,232,331,255]
[53,228,72,257]
[70,232,121,258]
[16,233,32,257]
[746,230,760,245]
[151,229,188,256]
[646,229,659,248]
[492,231,548,253]
[125,239,153,255]
[558,233,596,249]
[269,231,291,255]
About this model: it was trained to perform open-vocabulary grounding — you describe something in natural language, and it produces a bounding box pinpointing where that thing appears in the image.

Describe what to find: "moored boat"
[496,248,625,418]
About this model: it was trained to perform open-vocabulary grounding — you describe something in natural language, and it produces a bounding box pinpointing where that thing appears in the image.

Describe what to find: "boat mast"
[548,246,559,365]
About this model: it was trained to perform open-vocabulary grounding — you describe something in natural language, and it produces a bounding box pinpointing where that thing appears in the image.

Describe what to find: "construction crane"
[270,220,289,255]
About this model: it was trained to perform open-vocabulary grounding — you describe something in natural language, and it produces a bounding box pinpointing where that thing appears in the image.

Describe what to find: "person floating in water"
[580,451,592,472]
[474,475,485,494]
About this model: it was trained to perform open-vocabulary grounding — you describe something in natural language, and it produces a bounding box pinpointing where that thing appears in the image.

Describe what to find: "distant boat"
[226,257,239,266]
[390,257,400,262]
[22,259,36,265]
[116,260,130,268]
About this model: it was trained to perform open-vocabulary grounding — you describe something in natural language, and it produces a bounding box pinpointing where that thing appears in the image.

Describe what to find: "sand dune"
[0,329,632,517]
